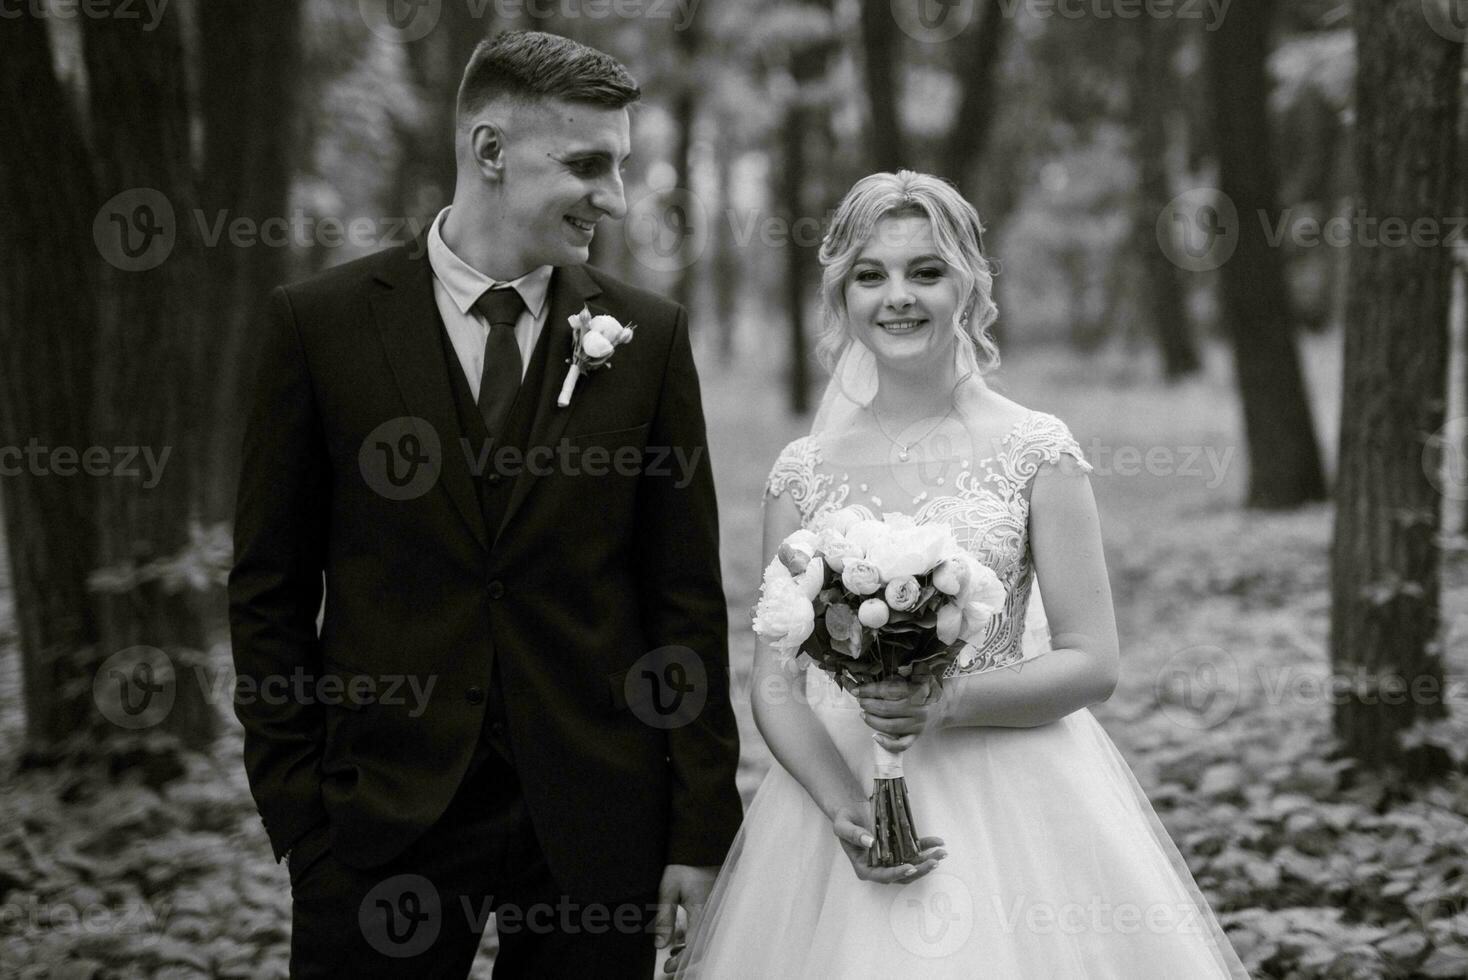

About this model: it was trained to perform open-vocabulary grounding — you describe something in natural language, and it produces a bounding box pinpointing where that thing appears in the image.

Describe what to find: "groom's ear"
[467,121,508,182]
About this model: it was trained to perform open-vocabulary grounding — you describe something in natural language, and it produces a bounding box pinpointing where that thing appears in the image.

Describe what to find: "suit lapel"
[370,244,491,552]
[494,264,603,542]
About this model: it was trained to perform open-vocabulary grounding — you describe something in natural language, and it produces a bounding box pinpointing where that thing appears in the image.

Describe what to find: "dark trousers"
[287,743,659,978]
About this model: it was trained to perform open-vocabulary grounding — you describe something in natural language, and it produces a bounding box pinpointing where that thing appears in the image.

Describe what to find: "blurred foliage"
[273,0,1366,352]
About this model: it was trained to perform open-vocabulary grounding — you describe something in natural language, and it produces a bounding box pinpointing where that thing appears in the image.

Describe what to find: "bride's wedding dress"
[675,411,1250,979]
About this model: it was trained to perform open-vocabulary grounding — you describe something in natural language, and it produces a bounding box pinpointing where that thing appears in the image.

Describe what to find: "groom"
[228,30,742,977]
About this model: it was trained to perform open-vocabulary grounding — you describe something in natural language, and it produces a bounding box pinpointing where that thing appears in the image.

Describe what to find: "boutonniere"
[558,307,636,407]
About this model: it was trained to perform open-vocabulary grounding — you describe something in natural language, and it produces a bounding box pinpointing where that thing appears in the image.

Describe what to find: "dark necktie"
[473,287,527,442]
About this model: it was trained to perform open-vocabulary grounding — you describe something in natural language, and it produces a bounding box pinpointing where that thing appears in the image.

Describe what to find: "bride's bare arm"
[936,454,1120,729]
[752,491,944,882]
[751,492,867,819]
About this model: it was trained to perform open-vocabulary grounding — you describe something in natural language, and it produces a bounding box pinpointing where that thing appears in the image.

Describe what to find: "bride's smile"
[845,213,964,372]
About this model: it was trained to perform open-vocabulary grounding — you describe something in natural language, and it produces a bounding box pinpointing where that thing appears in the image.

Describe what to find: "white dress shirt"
[426,207,554,399]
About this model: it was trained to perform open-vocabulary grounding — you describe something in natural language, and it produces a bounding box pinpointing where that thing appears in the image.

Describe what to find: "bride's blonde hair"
[816,171,1000,377]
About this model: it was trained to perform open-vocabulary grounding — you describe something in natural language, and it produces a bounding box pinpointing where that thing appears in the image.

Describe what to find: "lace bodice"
[764,410,1091,678]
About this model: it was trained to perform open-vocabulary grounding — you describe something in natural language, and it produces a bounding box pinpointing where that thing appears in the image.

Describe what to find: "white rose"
[869,525,953,579]
[795,555,826,601]
[588,314,630,343]
[884,576,921,612]
[814,528,859,573]
[881,512,918,533]
[762,554,792,584]
[961,598,998,640]
[818,506,864,535]
[582,331,615,359]
[777,529,817,575]
[844,520,891,559]
[777,541,810,575]
[858,598,890,629]
[915,524,959,569]
[841,559,883,596]
[932,554,973,596]
[961,563,1006,614]
[753,577,815,655]
[936,602,964,644]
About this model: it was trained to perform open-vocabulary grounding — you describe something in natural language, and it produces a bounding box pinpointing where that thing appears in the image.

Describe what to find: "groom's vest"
[435,308,556,766]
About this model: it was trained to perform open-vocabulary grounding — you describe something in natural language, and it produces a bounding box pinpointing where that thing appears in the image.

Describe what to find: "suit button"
[490,721,506,737]
[487,581,505,599]
[487,473,503,485]
[466,687,485,705]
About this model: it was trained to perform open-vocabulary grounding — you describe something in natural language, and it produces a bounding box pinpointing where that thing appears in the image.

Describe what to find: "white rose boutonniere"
[559,308,636,407]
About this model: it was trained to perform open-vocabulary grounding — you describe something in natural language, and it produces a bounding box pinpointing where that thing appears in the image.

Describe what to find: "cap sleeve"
[1022,412,1092,473]
[764,436,827,525]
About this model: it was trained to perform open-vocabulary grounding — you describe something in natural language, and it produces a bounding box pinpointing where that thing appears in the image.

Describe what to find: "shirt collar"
[426,207,553,318]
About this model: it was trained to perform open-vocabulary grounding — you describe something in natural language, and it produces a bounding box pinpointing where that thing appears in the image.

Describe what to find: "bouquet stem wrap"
[868,741,921,868]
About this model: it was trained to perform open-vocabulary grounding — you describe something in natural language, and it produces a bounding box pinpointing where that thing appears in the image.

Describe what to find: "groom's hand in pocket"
[857,676,943,753]
[830,801,946,885]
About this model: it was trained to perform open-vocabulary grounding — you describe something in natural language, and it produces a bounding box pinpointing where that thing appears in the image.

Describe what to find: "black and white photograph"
[1,1,1466,977]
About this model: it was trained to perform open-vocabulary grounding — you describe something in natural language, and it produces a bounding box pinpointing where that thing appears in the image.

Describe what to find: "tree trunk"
[713,125,739,363]
[672,11,702,311]
[1330,1,1463,777]
[1208,0,1326,507]
[941,0,1013,196]
[860,0,905,173]
[197,0,305,524]
[400,0,489,223]
[1131,16,1200,379]
[781,109,813,415]
[780,1,837,414]
[0,14,103,746]
[83,3,216,746]
[1460,79,1468,536]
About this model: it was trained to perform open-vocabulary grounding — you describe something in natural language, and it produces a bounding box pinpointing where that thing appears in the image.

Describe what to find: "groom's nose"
[590,170,627,221]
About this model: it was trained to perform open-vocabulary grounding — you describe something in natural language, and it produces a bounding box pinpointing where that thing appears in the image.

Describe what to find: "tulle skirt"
[674,666,1250,979]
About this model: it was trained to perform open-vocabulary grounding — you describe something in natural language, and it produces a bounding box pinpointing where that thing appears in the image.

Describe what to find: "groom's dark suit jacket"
[228,239,742,903]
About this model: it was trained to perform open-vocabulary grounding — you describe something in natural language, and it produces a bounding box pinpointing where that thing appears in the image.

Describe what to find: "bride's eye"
[853,270,883,285]
[912,267,943,281]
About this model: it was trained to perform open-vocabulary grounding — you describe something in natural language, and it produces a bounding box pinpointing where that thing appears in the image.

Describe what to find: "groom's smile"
[487,97,631,269]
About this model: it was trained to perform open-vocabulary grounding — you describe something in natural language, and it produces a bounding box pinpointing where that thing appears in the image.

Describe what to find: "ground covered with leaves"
[2,338,1466,979]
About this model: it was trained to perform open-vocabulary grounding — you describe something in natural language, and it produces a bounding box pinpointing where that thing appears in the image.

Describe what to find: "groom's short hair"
[457,30,641,126]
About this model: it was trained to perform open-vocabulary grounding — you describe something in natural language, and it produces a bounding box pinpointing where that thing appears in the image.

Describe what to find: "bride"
[667,171,1250,978]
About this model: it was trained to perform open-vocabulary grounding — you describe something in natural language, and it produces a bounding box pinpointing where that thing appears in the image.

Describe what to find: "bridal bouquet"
[753,507,1006,867]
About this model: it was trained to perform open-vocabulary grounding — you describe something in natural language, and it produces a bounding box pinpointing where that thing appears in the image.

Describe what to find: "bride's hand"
[829,800,946,884]
[856,676,944,753]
